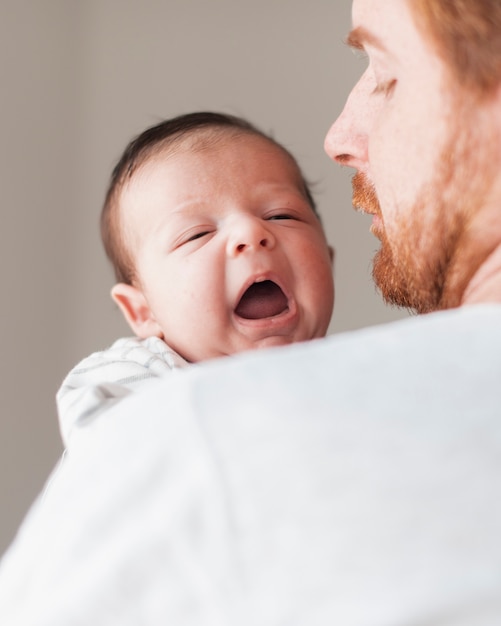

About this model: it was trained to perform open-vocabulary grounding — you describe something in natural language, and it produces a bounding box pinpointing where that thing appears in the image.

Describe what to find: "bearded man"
[0,2,500,624]
[325,0,501,313]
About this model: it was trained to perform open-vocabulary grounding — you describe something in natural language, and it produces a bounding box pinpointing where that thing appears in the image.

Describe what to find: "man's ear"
[111,283,163,339]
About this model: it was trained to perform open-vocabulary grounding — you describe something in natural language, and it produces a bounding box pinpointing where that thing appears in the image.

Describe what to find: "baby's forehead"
[148,128,295,167]
[122,130,300,190]
[129,133,301,190]
[118,128,312,228]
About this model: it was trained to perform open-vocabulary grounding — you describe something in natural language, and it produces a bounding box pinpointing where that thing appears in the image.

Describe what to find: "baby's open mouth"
[235,280,289,320]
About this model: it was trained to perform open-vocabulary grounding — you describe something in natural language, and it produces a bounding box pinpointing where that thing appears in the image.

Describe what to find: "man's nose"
[226,215,276,257]
[324,69,373,170]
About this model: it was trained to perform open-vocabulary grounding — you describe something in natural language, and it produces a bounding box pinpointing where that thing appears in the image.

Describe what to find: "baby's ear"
[111,283,163,339]
[328,245,335,265]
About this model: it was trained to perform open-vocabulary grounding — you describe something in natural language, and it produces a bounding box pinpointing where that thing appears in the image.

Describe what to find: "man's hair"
[411,0,501,93]
[101,111,318,285]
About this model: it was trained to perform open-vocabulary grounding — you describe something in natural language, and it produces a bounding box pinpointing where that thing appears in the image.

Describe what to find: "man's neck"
[462,243,501,305]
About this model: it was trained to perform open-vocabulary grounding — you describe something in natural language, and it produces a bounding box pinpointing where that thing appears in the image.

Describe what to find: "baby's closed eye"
[186,230,212,241]
[267,213,295,221]
[173,225,215,250]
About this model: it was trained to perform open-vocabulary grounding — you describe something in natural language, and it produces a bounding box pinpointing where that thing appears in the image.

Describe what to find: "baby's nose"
[226,216,276,257]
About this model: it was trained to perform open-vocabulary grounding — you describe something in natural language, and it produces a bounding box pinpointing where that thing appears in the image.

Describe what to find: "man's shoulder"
[313,303,501,366]
[167,303,501,426]
[332,303,501,343]
[246,303,501,365]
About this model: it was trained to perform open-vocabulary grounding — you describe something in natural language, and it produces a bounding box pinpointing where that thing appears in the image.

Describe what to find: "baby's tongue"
[235,280,288,320]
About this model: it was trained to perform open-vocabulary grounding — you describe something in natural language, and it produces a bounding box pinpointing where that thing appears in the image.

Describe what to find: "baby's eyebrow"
[346,26,387,53]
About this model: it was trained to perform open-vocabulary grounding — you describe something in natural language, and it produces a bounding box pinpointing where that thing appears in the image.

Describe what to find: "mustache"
[352,172,381,215]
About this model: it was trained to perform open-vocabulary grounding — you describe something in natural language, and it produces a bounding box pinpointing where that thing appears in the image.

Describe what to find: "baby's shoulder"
[75,336,189,375]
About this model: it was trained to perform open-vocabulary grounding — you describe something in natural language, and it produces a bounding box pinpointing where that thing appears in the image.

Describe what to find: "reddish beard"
[351,163,474,315]
[352,117,495,314]
[350,88,500,315]
[351,172,432,312]
[352,172,380,218]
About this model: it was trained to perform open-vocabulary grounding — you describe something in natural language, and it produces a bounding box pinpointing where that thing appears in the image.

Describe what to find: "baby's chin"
[187,336,296,363]
[173,317,329,362]
[226,332,316,357]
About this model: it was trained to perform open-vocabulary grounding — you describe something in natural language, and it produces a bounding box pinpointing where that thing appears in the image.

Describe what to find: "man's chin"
[372,245,417,312]
[372,243,443,314]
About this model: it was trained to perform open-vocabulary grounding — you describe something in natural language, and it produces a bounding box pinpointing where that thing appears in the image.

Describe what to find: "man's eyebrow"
[346,26,387,52]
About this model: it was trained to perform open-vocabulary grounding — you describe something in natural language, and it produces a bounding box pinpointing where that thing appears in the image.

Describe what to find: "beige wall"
[0,1,407,555]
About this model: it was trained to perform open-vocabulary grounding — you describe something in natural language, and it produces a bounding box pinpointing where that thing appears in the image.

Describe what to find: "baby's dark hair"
[101,111,318,285]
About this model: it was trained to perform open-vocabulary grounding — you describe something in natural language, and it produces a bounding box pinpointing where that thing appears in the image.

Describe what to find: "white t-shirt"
[1,304,501,625]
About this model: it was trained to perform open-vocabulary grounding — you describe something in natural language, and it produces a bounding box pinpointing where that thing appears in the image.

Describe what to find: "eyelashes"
[172,227,214,250]
[186,230,212,242]
[173,202,313,251]
[180,213,297,246]
[266,213,295,221]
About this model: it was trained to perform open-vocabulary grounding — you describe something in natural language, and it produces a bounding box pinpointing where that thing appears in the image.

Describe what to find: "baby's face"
[115,134,334,362]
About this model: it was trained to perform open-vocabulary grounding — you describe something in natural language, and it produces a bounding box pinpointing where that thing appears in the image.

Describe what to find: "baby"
[57,112,334,444]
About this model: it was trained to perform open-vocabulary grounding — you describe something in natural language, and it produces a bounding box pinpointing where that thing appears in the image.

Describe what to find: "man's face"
[324,0,499,313]
[113,134,334,362]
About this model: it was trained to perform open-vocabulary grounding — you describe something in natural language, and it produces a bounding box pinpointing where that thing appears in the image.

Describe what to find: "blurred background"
[0,0,407,555]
